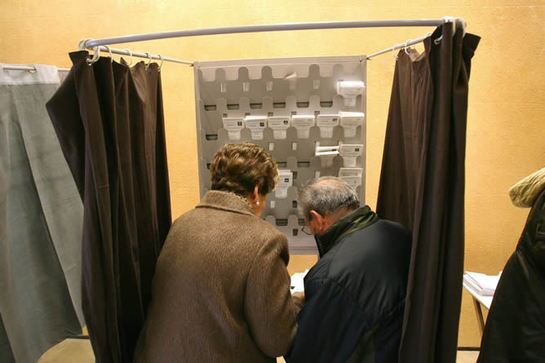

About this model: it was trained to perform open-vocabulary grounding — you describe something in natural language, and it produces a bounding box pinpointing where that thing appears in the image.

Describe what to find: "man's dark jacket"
[478,188,545,362]
[286,206,411,363]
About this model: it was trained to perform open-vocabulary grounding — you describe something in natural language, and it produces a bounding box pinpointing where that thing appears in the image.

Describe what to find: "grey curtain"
[46,52,172,363]
[0,64,84,362]
[376,25,480,362]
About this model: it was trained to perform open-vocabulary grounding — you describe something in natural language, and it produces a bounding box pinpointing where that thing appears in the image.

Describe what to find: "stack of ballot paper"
[290,269,309,293]
[463,271,501,296]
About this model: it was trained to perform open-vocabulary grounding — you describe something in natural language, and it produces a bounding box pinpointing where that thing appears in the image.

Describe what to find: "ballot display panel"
[194,56,367,254]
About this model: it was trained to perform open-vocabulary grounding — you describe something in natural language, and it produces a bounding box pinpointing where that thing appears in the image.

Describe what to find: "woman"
[135,143,302,362]
[478,167,545,362]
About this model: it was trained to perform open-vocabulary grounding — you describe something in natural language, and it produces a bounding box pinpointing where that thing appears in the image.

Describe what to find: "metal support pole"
[89,46,193,65]
[77,18,465,65]
[79,19,455,49]
[366,33,431,60]
[1,65,70,72]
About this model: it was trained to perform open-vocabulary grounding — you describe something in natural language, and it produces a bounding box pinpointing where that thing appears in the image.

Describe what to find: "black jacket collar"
[315,206,379,257]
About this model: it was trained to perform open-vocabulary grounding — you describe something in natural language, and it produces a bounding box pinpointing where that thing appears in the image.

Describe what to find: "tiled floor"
[39,339,480,363]
[280,352,479,363]
[39,339,94,363]
[456,350,480,363]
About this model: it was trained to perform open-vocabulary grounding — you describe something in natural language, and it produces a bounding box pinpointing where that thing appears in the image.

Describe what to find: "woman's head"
[210,143,278,203]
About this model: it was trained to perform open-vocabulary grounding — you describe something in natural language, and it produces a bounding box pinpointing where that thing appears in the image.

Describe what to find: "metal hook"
[435,16,457,45]
[404,40,411,56]
[460,19,467,37]
[125,49,133,67]
[158,54,164,72]
[103,46,113,63]
[145,52,153,69]
[86,46,101,66]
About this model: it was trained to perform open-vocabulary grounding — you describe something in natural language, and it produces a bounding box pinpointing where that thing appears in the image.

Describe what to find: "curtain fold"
[46,51,172,362]
[0,64,84,362]
[376,25,480,363]
[0,316,15,363]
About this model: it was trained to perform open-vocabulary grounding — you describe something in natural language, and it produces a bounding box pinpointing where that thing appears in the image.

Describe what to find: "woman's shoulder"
[172,207,285,241]
[254,216,287,238]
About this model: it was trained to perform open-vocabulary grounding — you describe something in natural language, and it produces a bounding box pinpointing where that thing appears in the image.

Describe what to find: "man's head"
[299,176,360,236]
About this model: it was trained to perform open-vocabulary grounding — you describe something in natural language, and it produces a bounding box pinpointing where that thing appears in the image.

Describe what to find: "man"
[286,177,411,363]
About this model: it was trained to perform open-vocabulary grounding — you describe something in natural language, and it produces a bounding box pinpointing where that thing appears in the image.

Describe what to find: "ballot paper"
[290,269,309,293]
[463,271,501,296]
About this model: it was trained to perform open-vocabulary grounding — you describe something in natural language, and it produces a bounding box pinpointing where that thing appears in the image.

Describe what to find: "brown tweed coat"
[135,191,301,362]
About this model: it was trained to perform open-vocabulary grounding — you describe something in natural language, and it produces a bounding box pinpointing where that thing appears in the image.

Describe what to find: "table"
[462,281,494,335]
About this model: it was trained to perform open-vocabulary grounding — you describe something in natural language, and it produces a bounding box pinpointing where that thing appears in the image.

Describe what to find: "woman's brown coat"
[135,191,300,362]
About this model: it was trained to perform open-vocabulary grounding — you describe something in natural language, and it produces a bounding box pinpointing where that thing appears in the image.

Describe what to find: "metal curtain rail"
[79,18,459,49]
[78,18,464,64]
[366,33,431,60]
[85,46,193,65]
[2,65,70,72]
[367,16,465,59]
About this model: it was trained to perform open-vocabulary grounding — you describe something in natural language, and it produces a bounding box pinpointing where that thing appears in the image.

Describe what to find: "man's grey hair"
[298,176,360,220]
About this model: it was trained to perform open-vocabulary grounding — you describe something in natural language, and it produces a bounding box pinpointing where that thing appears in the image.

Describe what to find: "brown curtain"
[377,24,480,363]
[46,51,172,362]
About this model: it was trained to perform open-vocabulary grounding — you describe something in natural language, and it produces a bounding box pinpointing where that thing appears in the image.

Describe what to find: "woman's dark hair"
[210,143,278,197]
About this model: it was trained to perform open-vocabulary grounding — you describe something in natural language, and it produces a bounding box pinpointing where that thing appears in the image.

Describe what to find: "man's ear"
[309,210,325,232]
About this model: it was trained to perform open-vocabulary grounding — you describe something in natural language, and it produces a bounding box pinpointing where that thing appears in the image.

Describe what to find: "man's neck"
[323,207,356,233]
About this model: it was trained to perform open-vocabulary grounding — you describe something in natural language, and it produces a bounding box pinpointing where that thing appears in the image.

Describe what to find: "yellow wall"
[2,0,544,347]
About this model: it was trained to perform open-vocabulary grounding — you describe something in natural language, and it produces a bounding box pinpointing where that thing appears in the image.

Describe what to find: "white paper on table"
[290,269,309,293]
[463,271,501,296]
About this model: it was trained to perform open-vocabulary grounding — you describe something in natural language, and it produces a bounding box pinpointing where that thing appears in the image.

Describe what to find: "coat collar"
[196,190,255,216]
[315,206,379,257]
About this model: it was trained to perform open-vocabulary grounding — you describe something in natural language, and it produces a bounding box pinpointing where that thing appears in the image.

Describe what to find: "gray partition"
[194,56,367,254]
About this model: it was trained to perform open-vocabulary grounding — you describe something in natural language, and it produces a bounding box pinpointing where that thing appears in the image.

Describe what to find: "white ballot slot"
[338,167,363,189]
[339,143,363,167]
[337,80,365,107]
[222,117,244,140]
[291,115,315,139]
[338,167,363,177]
[316,114,340,138]
[244,115,267,140]
[276,169,293,199]
[267,116,291,139]
[340,111,365,138]
[315,143,340,168]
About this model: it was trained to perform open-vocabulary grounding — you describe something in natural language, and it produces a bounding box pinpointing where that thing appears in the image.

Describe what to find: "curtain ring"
[86,46,101,66]
[158,54,164,72]
[103,46,113,63]
[124,49,133,66]
[404,40,411,56]
[145,52,153,69]
[392,45,399,61]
